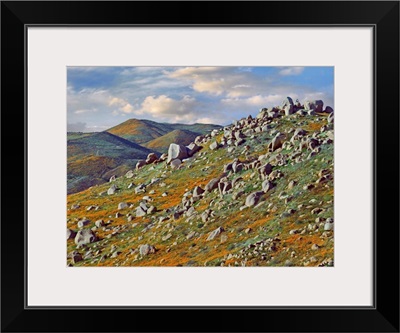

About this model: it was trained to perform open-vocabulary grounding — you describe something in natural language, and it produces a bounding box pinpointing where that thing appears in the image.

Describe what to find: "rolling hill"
[143,129,199,153]
[67,132,156,194]
[107,118,221,144]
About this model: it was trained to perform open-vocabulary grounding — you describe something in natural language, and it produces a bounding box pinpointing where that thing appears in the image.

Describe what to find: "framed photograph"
[2,1,399,332]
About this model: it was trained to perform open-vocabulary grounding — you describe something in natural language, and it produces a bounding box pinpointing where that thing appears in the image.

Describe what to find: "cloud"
[279,67,305,76]
[130,95,200,122]
[222,94,291,108]
[108,97,134,113]
[74,108,97,114]
[67,122,87,132]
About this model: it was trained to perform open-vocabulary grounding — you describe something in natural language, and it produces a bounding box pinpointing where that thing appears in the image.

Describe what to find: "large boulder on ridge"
[167,144,188,164]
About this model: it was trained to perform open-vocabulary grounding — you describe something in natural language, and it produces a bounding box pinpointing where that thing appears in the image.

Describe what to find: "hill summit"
[67,97,334,267]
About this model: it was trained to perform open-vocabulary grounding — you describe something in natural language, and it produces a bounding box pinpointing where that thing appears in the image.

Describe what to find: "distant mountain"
[107,118,222,144]
[143,129,199,153]
[67,132,156,194]
[68,131,154,160]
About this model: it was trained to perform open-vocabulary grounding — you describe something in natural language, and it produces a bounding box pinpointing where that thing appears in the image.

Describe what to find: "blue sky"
[67,66,334,132]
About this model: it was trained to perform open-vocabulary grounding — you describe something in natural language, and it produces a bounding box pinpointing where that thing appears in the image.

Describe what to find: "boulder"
[146,153,158,164]
[205,178,220,192]
[107,184,117,195]
[125,170,134,179]
[77,219,90,228]
[186,142,201,156]
[206,227,224,241]
[67,228,76,240]
[193,186,205,197]
[209,141,219,150]
[118,202,128,210]
[170,159,182,169]
[109,175,117,182]
[139,244,156,256]
[136,206,147,217]
[258,163,273,178]
[136,160,146,170]
[324,106,334,113]
[74,229,97,247]
[262,180,275,193]
[245,191,264,207]
[167,143,188,163]
[95,220,104,228]
[304,100,324,113]
[270,133,285,151]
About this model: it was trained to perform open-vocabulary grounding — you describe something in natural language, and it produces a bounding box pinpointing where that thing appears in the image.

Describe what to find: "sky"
[67,66,334,132]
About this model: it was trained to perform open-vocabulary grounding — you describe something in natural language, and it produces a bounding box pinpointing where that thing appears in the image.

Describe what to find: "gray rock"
[146,153,158,164]
[109,175,117,182]
[67,228,76,240]
[70,204,80,210]
[232,162,243,173]
[186,142,201,156]
[95,220,104,228]
[136,160,146,170]
[71,251,83,264]
[170,159,182,169]
[328,112,334,123]
[193,186,205,197]
[262,180,274,193]
[77,219,90,228]
[118,202,128,210]
[324,106,334,113]
[270,133,285,151]
[167,143,188,163]
[74,229,97,247]
[139,244,156,256]
[147,206,156,214]
[209,141,219,150]
[258,163,273,178]
[125,170,134,178]
[245,191,264,207]
[107,184,117,195]
[205,178,220,192]
[136,206,147,217]
[135,184,146,194]
[207,227,224,241]
[304,100,324,113]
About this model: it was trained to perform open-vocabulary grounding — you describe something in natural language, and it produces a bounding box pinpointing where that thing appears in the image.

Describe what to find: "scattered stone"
[209,141,219,150]
[311,244,320,251]
[107,184,117,195]
[207,227,224,241]
[146,153,158,164]
[77,219,90,228]
[136,160,146,170]
[205,178,220,192]
[109,175,117,182]
[67,228,76,240]
[139,244,156,256]
[193,186,205,197]
[95,220,104,228]
[125,170,134,178]
[170,159,182,169]
[75,229,97,247]
[118,202,128,210]
[262,179,275,193]
[70,204,80,210]
[245,191,264,207]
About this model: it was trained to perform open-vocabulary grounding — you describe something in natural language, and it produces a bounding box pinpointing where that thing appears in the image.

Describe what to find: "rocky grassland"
[67,97,334,267]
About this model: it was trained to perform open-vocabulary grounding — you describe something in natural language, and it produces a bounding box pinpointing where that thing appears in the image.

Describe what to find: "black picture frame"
[1,1,399,332]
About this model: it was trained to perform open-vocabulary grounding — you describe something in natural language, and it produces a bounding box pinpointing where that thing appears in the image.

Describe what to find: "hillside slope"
[67,132,156,194]
[67,99,334,267]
